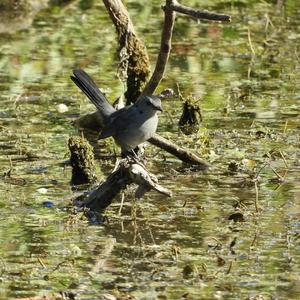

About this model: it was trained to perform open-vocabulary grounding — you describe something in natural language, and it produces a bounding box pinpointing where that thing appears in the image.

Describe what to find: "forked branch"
[170,0,231,22]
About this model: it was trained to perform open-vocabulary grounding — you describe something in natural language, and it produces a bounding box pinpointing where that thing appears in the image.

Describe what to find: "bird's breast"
[114,113,158,151]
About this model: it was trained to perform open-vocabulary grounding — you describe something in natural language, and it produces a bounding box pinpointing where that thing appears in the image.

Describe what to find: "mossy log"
[74,158,171,212]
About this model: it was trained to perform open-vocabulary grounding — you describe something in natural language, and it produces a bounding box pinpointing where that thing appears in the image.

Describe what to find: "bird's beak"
[153,103,163,112]
[156,105,163,112]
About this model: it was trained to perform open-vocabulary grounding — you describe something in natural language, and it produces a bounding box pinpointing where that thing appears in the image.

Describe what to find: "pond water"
[0,0,299,299]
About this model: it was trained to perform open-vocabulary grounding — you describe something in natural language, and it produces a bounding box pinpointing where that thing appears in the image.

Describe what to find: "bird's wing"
[71,69,116,124]
[99,105,136,139]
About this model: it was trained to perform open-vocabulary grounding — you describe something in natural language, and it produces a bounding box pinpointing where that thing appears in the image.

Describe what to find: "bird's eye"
[147,100,152,105]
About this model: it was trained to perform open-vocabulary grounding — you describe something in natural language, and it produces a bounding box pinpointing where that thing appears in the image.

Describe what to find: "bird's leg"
[121,146,142,160]
[121,146,147,168]
[121,150,136,159]
[132,146,142,158]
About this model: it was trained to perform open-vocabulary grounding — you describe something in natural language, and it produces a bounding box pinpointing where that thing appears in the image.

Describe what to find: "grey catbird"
[71,69,162,155]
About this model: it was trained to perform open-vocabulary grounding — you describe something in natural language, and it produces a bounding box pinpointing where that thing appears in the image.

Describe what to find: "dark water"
[0,0,299,299]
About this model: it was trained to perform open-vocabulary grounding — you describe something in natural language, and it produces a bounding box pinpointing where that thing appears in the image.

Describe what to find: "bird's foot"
[122,147,146,166]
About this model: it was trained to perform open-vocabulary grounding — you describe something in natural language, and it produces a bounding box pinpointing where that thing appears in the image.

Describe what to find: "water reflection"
[0,0,49,34]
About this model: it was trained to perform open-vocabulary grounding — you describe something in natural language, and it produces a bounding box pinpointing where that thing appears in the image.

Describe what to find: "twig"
[170,0,231,22]
[283,120,288,134]
[255,161,268,177]
[254,180,259,213]
[250,231,258,247]
[247,28,255,79]
[270,165,283,180]
[247,27,256,56]
[118,192,125,215]
[37,257,46,269]
[279,150,288,169]
[226,261,233,274]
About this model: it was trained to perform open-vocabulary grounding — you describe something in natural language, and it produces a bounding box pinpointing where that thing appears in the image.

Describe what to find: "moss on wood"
[68,136,98,185]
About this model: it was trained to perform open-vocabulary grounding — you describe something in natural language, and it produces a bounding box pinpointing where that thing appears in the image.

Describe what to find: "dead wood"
[102,0,150,103]
[149,134,210,169]
[73,158,171,212]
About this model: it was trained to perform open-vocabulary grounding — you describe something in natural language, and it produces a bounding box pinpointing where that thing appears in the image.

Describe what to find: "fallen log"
[73,157,171,212]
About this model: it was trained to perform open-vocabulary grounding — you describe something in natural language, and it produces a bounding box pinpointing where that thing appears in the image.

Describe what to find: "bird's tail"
[71,69,115,123]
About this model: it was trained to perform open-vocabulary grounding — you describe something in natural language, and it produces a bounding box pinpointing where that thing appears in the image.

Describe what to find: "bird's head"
[137,95,163,113]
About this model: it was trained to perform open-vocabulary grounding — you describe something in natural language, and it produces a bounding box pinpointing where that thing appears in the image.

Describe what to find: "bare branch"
[102,0,136,34]
[170,0,231,22]
[140,0,175,96]
[74,158,171,212]
[149,134,210,169]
